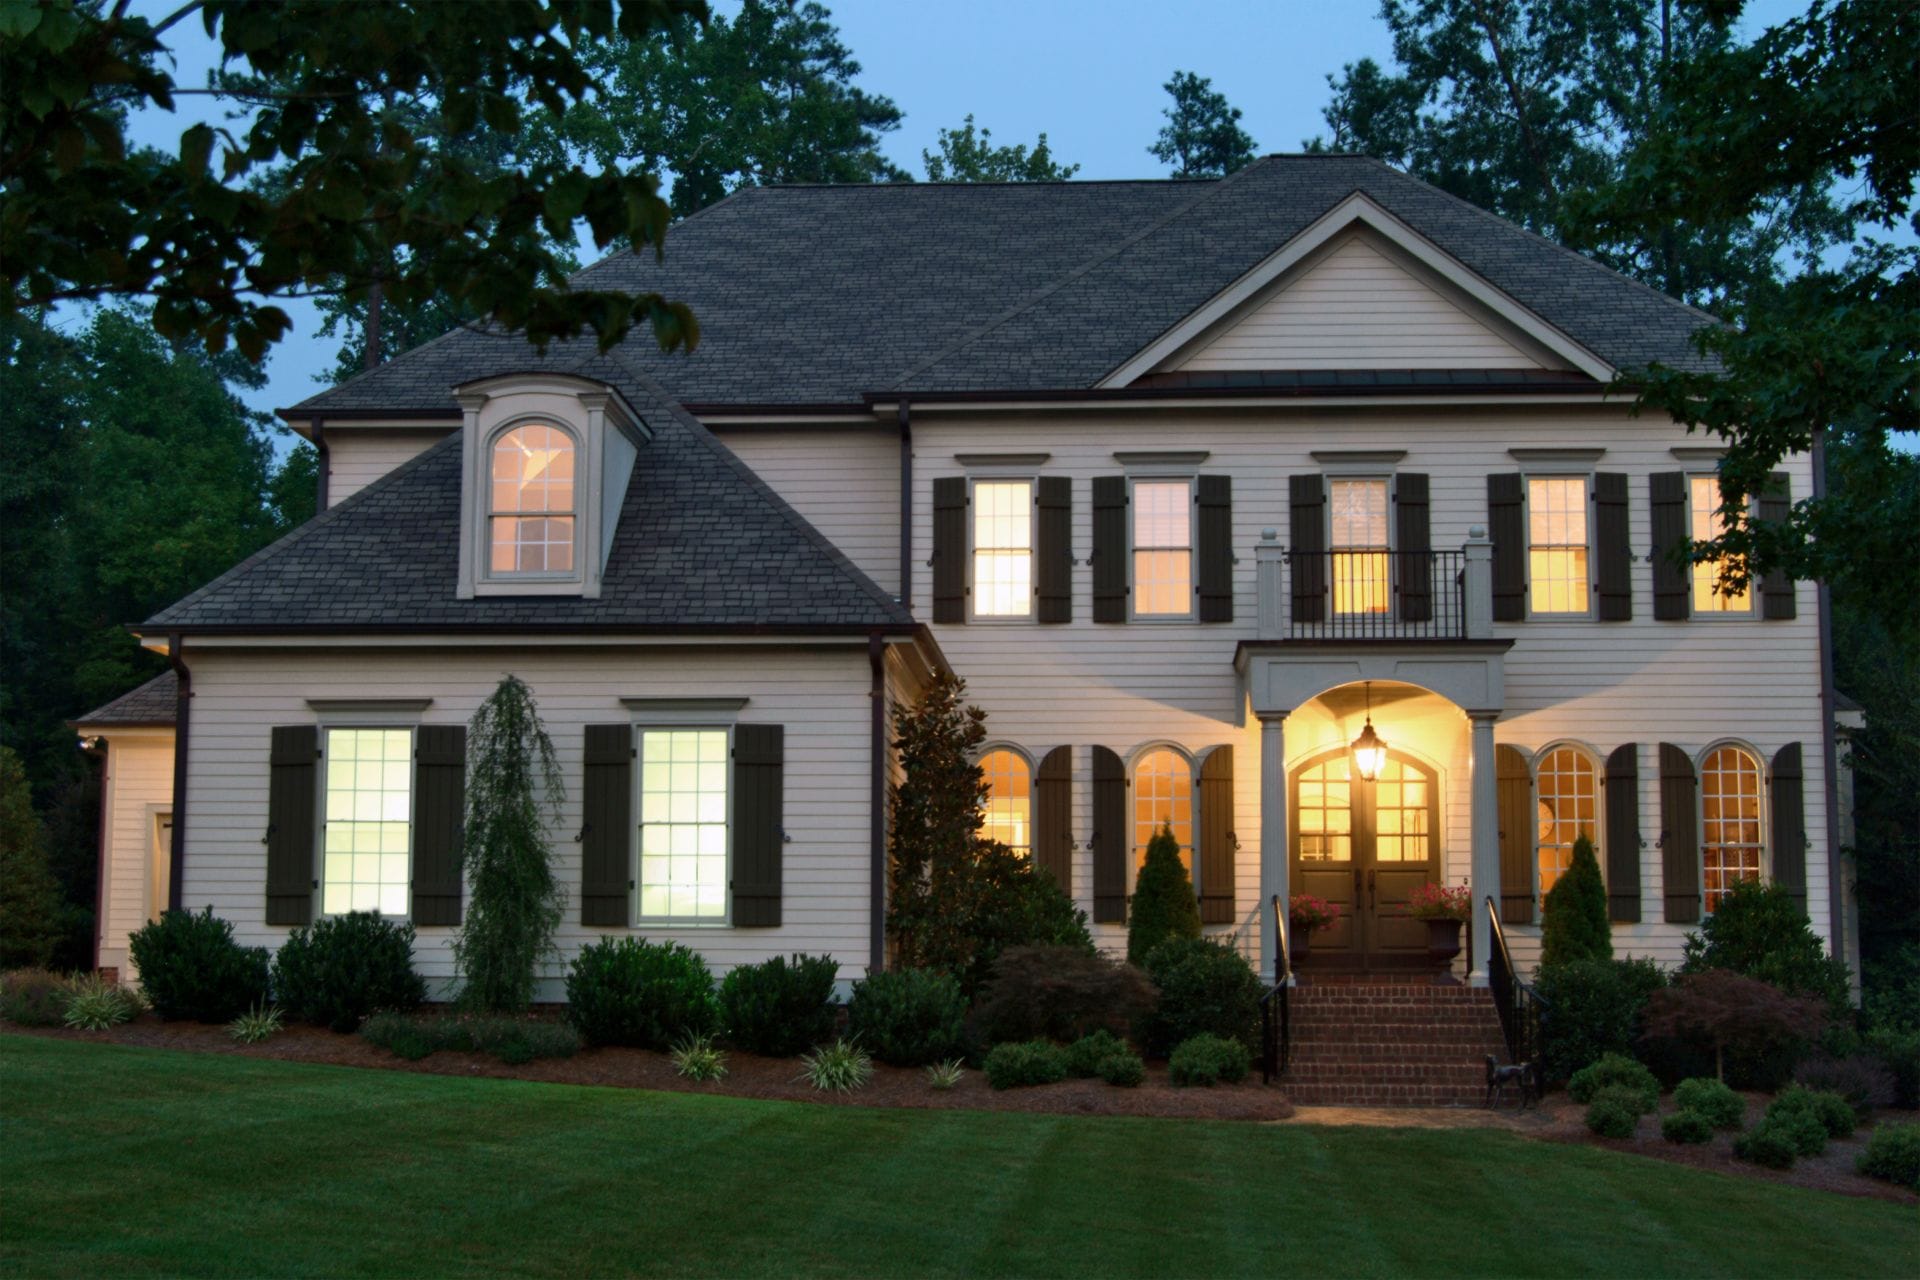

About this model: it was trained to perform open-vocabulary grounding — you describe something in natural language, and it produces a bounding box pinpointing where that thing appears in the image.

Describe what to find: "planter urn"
[1425,917,1464,976]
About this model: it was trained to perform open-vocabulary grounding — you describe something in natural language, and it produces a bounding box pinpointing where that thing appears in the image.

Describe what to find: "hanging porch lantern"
[1351,681,1387,782]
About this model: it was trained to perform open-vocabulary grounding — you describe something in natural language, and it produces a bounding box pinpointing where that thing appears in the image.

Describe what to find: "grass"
[3,1036,1915,1278]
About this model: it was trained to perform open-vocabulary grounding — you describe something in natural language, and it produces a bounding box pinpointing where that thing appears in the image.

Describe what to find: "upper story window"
[1527,477,1589,615]
[1132,480,1193,616]
[972,480,1033,618]
[1132,747,1193,874]
[1330,477,1390,615]
[1701,744,1763,912]
[1535,745,1598,897]
[1689,475,1751,614]
[489,423,577,576]
[978,749,1031,856]
[321,727,412,917]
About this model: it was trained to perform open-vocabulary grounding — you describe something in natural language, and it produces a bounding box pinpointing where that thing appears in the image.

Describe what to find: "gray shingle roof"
[73,671,178,727]
[293,155,1714,414]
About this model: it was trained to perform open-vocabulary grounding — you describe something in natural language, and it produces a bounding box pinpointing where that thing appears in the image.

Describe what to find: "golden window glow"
[489,423,576,574]
[1132,748,1192,869]
[1536,746,1598,896]
[1296,754,1353,862]
[972,481,1032,617]
[322,728,411,917]
[1132,481,1192,615]
[1528,476,1590,614]
[1690,475,1750,613]
[1371,757,1430,863]
[638,729,729,921]
[1330,478,1390,615]
[1701,745,1763,911]
[978,749,1031,856]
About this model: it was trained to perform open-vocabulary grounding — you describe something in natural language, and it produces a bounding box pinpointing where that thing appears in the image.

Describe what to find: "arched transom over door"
[1291,746,1440,969]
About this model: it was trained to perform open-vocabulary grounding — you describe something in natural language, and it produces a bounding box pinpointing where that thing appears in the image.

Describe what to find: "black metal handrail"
[1285,548,1467,640]
[1260,893,1292,1084]
[1485,895,1548,1078]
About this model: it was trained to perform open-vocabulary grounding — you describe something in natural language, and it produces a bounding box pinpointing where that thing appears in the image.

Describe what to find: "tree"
[1541,834,1611,967]
[1127,823,1201,966]
[0,747,63,969]
[923,115,1079,182]
[1641,968,1827,1082]
[2,0,705,363]
[456,676,566,1012]
[1148,70,1256,179]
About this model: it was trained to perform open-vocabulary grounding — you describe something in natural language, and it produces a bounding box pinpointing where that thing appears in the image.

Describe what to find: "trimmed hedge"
[271,911,425,1033]
[1567,1053,1659,1112]
[717,954,838,1057]
[1661,1110,1715,1144]
[1584,1087,1642,1138]
[983,1039,1068,1090]
[1168,1033,1250,1087]
[846,967,967,1067]
[1856,1123,1920,1190]
[1673,1077,1746,1130]
[128,908,269,1023]
[564,937,716,1049]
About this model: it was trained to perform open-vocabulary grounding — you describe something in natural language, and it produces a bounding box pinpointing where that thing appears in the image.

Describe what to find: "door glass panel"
[1371,757,1430,863]
[1295,755,1353,862]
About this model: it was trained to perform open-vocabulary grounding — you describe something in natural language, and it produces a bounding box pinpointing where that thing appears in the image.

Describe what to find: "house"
[78,155,1854,1011]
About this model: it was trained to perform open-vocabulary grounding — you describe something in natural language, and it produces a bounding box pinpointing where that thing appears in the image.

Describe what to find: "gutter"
[1812,429,1845,957]
[898,399,912,609]
[166,634,191,913]
[868,633,887,973]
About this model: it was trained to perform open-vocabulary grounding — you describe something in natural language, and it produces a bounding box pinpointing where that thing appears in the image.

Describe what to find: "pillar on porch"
[1467,709,1501,986]
[1258,711,1289,982]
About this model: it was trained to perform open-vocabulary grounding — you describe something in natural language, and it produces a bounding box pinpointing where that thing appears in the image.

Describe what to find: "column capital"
[1255,709,1291,726]
[1465,708,1502,725]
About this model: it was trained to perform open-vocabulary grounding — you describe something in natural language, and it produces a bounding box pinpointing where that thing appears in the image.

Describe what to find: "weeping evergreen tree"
[1127,823,1202,966]
[455,676,565,1012]
[1541,834,1612,967]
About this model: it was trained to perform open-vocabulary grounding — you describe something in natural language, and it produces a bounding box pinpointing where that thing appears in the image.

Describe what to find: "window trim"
[1530,739,1605,901]
[1128,476,1197,622]
[630,720,737,928]
[483,417,583,586]
[1522,472,1597,619]
[975,742,1035,859]
[1126,741,1198,893]
[1696,739,1768,913]
[1685,473,1757,618]
[966,476,1037,623]
[1325,473,1394,618]
[315,723,417,921]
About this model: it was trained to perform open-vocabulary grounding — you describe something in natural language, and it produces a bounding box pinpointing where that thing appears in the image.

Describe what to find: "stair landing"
[1281,981,1506,1108]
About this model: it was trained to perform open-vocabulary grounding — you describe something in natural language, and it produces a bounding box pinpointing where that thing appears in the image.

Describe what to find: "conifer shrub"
[129,907,269,1022]
[983,1039,1069,1090]
[1661,1110,1715,1144]
[1168,1032,1250,1087]
[1127,823,1201,966]
[564,937,716,1049]
[1566,1052,1660,1111]
[1673,1077,1746,1129]
[1140,936,1261,1056]
[717,953,839,1057]
[1063,1029,1128,1078]
[845,967,967,1066]
[970,945,1156,1046]
[271,911,426,1032]
[1856,1123,1920,1190]
[1540,835,1611,967]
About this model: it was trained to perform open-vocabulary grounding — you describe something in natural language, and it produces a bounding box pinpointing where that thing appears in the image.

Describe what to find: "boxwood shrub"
[1661,1110,1715,1144]
[1566,1052,1659,1112]
[983,1039,1068,1090]
[1063,1029,1128,1078]
[1856,1123,1920,1190]
[1734,1119,1801,1169]
[1672,1076,1746,1129]
[717,953,838,1057]
[1168,1032,1251,1087]
[1768,1085,1856,1139]
[846,967,967,1067]
[1098,1049,1146,1088]
[128,908,269,1022]
[565,937,716,1049]
[1584,1086,1643,1138]
[272,911,426,1033]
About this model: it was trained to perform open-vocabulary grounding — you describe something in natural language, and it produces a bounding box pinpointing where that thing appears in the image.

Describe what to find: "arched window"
[1701,744,1764,911]
[978,749,1031,857]
[489,423,577,574]
[1536,745,1600,897]
[1295,753,1353,863]
[1132,748,1193,871]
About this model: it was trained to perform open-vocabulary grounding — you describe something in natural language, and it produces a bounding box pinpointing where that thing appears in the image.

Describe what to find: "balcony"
[1254,532,1494,642]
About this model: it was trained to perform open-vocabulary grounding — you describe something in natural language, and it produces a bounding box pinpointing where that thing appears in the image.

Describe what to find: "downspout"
[1811,429,1845,960]
[897,400,912,609]
[869,633,887,973]
[310,415,330,512]
[80,736,107,970]
[166,633,191,913]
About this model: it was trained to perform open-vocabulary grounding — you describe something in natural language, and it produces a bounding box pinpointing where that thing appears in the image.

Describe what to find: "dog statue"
[1484,1054,1538,1109]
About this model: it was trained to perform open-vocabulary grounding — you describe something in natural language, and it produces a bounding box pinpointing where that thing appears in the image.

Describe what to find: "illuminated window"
[1132,748,1193,871]
[489,423,576,575]
[1528,477,1590,614]
[1330,478,1390,615]
[1536,746,1598,896]
[979,749,1031,856]
[1689,475,1751,613]
[1132,481,1192,616]
[322,728,412,917]
[1701,745,1763,912]
[972,481,1033,617]
[638,729,729,921]
[1295,754,1353,863]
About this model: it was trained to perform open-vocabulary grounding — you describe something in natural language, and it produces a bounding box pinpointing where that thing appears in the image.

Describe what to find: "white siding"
[92,731,175,977]
[326,429,453,506]
[712,427,901,597]
[1173,233,1545,372]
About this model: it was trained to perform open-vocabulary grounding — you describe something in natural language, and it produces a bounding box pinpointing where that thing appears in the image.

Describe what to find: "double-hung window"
[321,727,413,916]
[1527,477,1590,615]
[1689,475,1751,614]
[1132,480,1193,617]
[489,423,577,576]
[637,728,730,922]
[1329,478,1390,615]
[972,480,1033,618]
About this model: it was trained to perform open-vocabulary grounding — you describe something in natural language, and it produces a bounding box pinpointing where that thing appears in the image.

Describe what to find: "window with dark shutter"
[1650,472,1690,620]
[1660,742,1700,923]
[1395,473,1432,623]
[1288,474,1326,624]
[1594,473,1632,621]
[1091,745,1126,921]
[1198,745,1235,923]
[732,724,785,927]
[1487,473,1526,621]
[1496,744,1534,923]
[931,476,968,623]
[266,725,319,926]
[1196,475,1234,622]
[411,725,466,926]
[1604,743,1641,922]
[1036,477,1072,624]
[1091,477,1128,624]
[580,724,633,928]
[1770,742,1806,910]
[1035,746,1073,894]
[1759,473,1797,620]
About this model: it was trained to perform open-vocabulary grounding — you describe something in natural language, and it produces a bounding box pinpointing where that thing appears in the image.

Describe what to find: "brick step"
[1287,1048,1501,1067]
[1291,1022,1502,1038]
[1285,1084,1488,1107]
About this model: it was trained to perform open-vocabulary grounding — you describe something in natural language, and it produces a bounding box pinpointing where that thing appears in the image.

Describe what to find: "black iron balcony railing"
[1285,548,1466,640]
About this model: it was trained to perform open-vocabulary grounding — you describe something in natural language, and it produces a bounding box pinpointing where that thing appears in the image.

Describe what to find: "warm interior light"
[1351,682,1387,781]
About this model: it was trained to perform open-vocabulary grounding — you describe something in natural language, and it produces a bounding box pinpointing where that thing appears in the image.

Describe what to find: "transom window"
[1296,754,1353,863]
[1528,477,1590,614]
[1689,475,1751,614]
[978,749,1031,856]
[1330,478,1390,615]
[638,729,729,921]
[972,481,1033,618]
[321,728,412,916]
[1701,745,1763,912]
[1132,481,1193,616]
[1132,748,1193,871]
[490,423,577,575]
[1536,746,1599,896]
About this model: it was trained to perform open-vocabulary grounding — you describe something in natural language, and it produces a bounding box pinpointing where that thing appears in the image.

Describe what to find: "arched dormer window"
[489,423,577,575]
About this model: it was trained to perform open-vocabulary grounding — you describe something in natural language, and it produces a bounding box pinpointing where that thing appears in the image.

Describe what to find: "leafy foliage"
[1856,1123,1920,1191]
[1540,835,1610,967]
[272,911,426,1033]
[60,972,139,1031]
[565,937,715,1050]
[983,1039,1069,1090]
[0,967,72,1026]
[360,1012,580,1064]
[800,1038,874,1093]
[970,945,1157,1047]
[228,1002,284,1045]
[1682,880,1850,1015]
[1168,1033,1250,1088]
[0,748,61,969]
[923,115,1079,182]
[1139,937,1261,1056]
[716,954,839,1057]
[670,1033,728,1081]
[1567,1053,1659,1112]
[1584,1088,1642,1139]
[128,908,269,1023]
[1127,824,1201,966]
[1673,1077,1745,1131]
[1641,969,1828,1083]
[845,967,968,1067]
[1148,70,1256,178]
[1533,956,1666,1082]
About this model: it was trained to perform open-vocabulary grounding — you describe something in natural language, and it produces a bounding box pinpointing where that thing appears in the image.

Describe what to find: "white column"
[1258,711,1289,981]
[1468,710,1501,986]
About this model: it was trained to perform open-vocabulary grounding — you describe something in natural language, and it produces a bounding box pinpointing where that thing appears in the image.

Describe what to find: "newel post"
[1463,526,1494,639]
[1256,530,1286,641]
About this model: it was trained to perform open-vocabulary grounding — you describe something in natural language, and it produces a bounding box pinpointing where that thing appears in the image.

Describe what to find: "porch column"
[1258,711,1289,982]
[1467,709,1501,987]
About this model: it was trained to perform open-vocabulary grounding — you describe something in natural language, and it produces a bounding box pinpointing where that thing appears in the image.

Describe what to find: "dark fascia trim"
[66,717,175,731]
[683,402,881,418]
[166,635,190,914]
[132,621,923,640]
[276,406,462,424]
[866,381,1624,407]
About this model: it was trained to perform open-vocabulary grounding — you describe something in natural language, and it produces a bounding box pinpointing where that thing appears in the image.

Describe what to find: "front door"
[1291,748,1439,968]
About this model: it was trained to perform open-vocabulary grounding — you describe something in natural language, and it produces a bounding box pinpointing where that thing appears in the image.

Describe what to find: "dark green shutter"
[1092,476,1128,623]
[1759,472,1797,620]
[1770,742,1806,910]
[1197,474,1234,622]
[732,724,785,927]
[1496,744,1534,924]
[1199,745,1235,924]
[1604,743,1641,923]
[1036,476,1072,624]
[580,725,632,927]
[1660,742,1700,923]
[1395,472,1433,623]
[265,725,318,925]
[931,477,967,623]
[1650,472,1690,620]
[1594,472,1632,621]
[1488,473,1526,621]
[1035,746,1073,895]
[1091,745,1126,922]
[411,726,466,926]
[1289,474,1326,624]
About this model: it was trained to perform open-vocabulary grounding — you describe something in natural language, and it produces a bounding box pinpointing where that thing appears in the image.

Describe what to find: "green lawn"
[2,1036,1914,1278]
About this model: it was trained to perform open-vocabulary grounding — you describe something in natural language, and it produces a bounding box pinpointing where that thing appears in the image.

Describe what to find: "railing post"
[1463,527,1494,639]
[1256,531,1285,640]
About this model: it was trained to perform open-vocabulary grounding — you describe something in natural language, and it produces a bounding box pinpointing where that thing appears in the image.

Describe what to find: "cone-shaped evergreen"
[1541,834,1612,967]
[1127,823,1202,966]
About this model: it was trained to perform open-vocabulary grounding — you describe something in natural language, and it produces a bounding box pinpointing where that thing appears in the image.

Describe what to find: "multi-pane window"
[321,728,412,917]
[1371,757,1430,863]
[1528,477,1590,614]
[1132,748,1193,871]
[638,729,729,921]
[1536,746,1599,897]
[1330,478,1391,615]
[1701,745,1764,912]
[1132,481,1192,616]
[490,423,576,575]
[972,481,1033,617]
[978,749,1031,856]
[1296,754,1353,862]
[1689,475,1751,613]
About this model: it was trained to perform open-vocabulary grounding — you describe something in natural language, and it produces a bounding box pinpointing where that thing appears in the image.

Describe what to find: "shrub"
[271,911,426,1033]
[983,1039,1069,1090]
[1640,968,1826,1083]
[717,954,838,1057]
[1064,1029,1128,1078]
[846,968,967,1067]
[1662,1110,1715,1144]
[62,973,139,1030]
[1585,1088,1642,1138]
[1098,1050,1146,1088]
[1168,1033,1251,1087]
[1864,1025,1920,1111]
[564,937,716,1049]
[671,1033,728,1081]
[1127,823,1201,966]
[0,748,63,970]
[229,1002,283,1044]
[1771,1106,1831,1157]
[1856,1123,1920,1190]
[1673,1077,1746,1130]
[1734,1120,1800,1169]
[1534,956,1667,1082]
[971,946,1157,1047]
[1540,835,1611,967]
[129,908,269,1022]
[0,968,73,1026]
[800,1038,874,1092]
[360,1012,579,1063]
[926,1059,966,1090]
[1140,936,1262,1056]
[1682,880,1850,1015]
[1769,1085,1856,1139]
[1794,1054,1896,1121]
[1567,1053,1659,1112]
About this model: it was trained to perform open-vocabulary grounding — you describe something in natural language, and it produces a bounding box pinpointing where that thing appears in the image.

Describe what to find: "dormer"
[453,374,650,600]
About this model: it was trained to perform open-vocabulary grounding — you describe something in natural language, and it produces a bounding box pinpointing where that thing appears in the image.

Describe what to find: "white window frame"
[1686,473,1756,618]
[1531,740,1604,902]
[1523,473,1596,619]
[1326,474,1393,618]
[1129,476,1196,621]
[1697,740,1768,913]
[1127,741,1198,894]
[484,418,583,586]
[625,700,745,928]
[976,743,1035,858]
[316,723,417,920]
[967,477,1037,623]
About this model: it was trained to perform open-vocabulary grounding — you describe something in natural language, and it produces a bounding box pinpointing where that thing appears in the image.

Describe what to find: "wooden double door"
[1290,747,1441,969]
